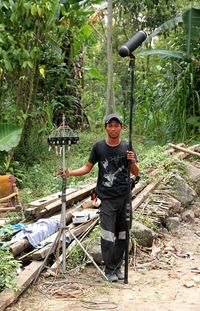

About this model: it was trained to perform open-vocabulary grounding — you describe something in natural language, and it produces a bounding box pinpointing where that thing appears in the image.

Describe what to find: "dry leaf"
[151,239,161,257]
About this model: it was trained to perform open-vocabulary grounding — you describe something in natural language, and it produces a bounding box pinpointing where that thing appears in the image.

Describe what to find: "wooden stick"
[0,207,17,213]
[0,193,18,203]
[168,143,200,157]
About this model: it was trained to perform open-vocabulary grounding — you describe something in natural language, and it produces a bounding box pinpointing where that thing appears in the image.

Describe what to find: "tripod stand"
[34,115,108,282]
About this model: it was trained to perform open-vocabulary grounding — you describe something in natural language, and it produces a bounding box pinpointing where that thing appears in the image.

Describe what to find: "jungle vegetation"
[0,0,199,193]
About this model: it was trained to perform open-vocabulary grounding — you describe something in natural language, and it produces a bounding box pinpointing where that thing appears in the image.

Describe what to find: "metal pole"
[68,228,109,281]
[61,114,67,273]
[124,54,135,284]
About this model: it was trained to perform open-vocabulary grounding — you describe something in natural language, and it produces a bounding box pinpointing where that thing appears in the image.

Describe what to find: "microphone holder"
[124,53,135,284]
[48,115,79,273]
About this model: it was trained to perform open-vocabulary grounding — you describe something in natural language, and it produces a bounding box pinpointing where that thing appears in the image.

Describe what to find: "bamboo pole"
[169,143,200,157]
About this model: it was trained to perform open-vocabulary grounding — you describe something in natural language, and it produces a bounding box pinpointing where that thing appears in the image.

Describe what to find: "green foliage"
[0,0,103,169]
[0,224,14,242]
[19,160,63,204]
[133,212,157,231]
[6,211,24,225]
[134,6,200,143]
[182,7,200,56]
[137,144,185,181]
[0,247,21,292]
[66,225,100,270]
[0,124,23,152]
[18,129,102,203]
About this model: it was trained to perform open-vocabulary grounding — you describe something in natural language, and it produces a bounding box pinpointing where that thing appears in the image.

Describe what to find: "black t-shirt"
[88,140,136,199]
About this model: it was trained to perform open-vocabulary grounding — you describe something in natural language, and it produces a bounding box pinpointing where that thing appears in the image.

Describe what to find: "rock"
[190,203,200,218]
[90,238,103,264]
[165,216,181,231]
[181,209,195,223]
[167,174,197,206]
[184,162,200,195]
[167,195,183,216]
[131,220,154,247]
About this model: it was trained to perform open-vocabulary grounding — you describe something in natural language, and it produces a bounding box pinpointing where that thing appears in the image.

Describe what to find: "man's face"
[105,119,123,138]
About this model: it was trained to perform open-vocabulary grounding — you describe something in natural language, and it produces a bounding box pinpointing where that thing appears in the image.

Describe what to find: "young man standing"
[67,113,139,282]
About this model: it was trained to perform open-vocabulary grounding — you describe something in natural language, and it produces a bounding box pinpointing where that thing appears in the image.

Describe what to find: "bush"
[0,247,21,292]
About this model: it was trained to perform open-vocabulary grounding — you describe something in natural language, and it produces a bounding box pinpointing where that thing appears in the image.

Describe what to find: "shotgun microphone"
[119,31,147,57]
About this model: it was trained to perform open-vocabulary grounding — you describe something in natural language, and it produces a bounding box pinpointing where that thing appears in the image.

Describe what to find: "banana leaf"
[145,16,183,43]
[0,124,22,152]
[182,7,200,57]
[138,49,186,60]
[182,7,200,41]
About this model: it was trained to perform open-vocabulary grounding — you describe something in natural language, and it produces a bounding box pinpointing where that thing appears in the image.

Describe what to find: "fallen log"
[0,260,45,311]
[10,238,30,257]
[168,143,200,158]
[164,143,185,156]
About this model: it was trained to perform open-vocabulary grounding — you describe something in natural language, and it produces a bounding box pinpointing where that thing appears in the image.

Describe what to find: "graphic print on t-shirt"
[101,156,125,188]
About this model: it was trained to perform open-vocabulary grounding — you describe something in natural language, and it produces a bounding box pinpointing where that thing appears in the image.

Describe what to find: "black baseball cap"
[105,113,123,125]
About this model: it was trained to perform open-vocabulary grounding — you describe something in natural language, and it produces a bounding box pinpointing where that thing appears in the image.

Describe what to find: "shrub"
[0,247,21,292]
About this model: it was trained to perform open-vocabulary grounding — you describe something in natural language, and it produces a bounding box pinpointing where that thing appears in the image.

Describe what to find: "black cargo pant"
[99,195,132,274]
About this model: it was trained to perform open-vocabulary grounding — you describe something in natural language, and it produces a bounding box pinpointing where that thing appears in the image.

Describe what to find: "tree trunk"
[106,0,115,114]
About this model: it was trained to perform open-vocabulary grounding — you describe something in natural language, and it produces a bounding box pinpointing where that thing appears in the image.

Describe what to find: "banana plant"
[0,124,22,172]
[138,7,200,60]
[137,6,200,141]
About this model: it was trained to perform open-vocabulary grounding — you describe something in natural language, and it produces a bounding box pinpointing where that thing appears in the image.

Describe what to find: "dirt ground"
[7,219,200,311]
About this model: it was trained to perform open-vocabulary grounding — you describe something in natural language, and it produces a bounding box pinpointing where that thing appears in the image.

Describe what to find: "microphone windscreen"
[119,31,147,57]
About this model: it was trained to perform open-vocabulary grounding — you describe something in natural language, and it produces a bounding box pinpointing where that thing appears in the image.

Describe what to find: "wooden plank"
[0,207,19,213]
[35,182,96,219]
[0,260,45,311]
[132,181,161,211]
[0,192,18,203]
[132,181,147,197]
[29,187,77,209]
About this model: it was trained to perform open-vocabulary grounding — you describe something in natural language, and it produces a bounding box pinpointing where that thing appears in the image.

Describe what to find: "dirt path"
[7,220,200,311]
